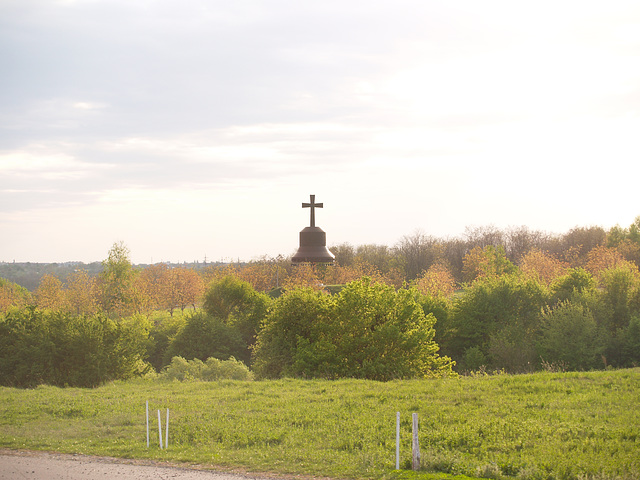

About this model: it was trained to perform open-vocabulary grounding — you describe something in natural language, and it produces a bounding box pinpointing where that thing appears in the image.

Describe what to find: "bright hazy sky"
[1,1,640,264]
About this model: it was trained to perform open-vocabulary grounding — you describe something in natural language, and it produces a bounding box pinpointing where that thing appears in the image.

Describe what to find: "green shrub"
[0,307,151,387]
[161,356,252,381]
[165,310,246,364]
[537,301,604,370]
[253,278,455,380]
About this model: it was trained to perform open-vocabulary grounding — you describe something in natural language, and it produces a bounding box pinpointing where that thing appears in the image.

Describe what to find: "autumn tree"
[519,249,569,286]
[138,263,170,313]
[322,263,358,286]
[234,258,285,292]
[170,267,204,313]
[65,269,99,315]
[415,263,456,298]
[586,245,638,280]
[35,274,66,311]
[615,240,640,269]
[462,245,516,283]
[283,264,322,290]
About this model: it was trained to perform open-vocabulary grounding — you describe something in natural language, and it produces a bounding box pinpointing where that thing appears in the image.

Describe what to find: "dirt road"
[0,450,268,480]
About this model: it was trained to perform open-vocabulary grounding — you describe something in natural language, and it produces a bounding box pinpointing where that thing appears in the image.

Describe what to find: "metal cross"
[302,194,323,227]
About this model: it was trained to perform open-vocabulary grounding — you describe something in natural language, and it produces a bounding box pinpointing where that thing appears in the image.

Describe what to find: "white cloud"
[2,1,640,262]
[0,150,90,180]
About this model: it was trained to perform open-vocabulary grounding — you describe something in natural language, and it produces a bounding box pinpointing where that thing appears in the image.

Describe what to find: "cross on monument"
[302,194,323,228]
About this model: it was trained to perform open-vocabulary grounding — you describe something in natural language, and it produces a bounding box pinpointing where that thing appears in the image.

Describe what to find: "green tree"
[462,245,517,283]
[620,316,640,367]
[549,268,597,306]
[253,278,454,380]
[147,313,187,371]
[598,265,639,332]
[0,278,31,313]
[537,301,604,371]
[252,287,330,379]
[99,242,141,317]
[203,275,270,353]
[166,311,246,364]
[447,274,548,371]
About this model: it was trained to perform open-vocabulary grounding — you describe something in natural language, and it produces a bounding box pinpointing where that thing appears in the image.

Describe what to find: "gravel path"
[0,450,271,480]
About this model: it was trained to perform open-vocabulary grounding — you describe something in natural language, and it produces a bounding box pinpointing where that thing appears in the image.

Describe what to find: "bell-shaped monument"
[291,194,335,264]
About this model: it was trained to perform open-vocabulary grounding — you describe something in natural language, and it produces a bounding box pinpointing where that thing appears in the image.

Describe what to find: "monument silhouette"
[291,195,335,264]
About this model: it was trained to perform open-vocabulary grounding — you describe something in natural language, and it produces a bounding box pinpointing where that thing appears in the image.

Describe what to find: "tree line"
[1,217,640,387]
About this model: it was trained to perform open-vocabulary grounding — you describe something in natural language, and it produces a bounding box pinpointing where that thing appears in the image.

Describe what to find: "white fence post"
[412,413,420,471]
[396,412,400,470]
[158,410,163,449]
[146,401,149,448]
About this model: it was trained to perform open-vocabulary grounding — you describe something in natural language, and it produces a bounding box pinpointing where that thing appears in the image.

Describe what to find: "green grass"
[1,369,639,480]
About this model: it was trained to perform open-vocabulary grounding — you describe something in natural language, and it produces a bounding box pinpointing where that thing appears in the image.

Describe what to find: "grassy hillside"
[1,369,638,480]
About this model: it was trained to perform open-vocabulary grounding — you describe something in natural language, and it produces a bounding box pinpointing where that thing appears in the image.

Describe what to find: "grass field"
[1,369,639,480]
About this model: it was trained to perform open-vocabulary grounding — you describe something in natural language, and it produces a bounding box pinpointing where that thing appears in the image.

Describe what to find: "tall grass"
[1,369,638,480]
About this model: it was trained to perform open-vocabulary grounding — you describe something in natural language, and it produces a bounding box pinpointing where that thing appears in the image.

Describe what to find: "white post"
[158,410,163,449]
[412,413,420,471]
[146,401,149,448]
[396,412,400,470]
[165,408,169,449]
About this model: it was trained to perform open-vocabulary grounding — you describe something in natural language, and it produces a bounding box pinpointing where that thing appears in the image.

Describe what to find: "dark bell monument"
[291,194,335,264]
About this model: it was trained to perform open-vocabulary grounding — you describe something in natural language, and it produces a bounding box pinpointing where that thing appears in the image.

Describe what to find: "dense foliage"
[0,307,150,387]
[253,278,454,380]
[160,356,253,381]
[2,216,640,385]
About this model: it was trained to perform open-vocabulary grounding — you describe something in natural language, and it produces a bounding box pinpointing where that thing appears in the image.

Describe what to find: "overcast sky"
[1,1,640,264]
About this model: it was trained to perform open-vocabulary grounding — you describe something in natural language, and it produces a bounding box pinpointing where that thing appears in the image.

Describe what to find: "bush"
[252,287,330,379]
[253,278,455,380]
[165,310,247,364]
[537,301,604,371]
[448,274,548,369]
[0,307,151,387]
[202,275,271,350]
[147,312,186,371]
[161,356,253,381]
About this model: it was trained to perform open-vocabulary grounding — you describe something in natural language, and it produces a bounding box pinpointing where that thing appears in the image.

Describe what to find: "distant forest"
[3,218,639,291]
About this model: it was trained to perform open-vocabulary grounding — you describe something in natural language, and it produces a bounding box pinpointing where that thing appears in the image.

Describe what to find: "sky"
[1,1,640,264]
